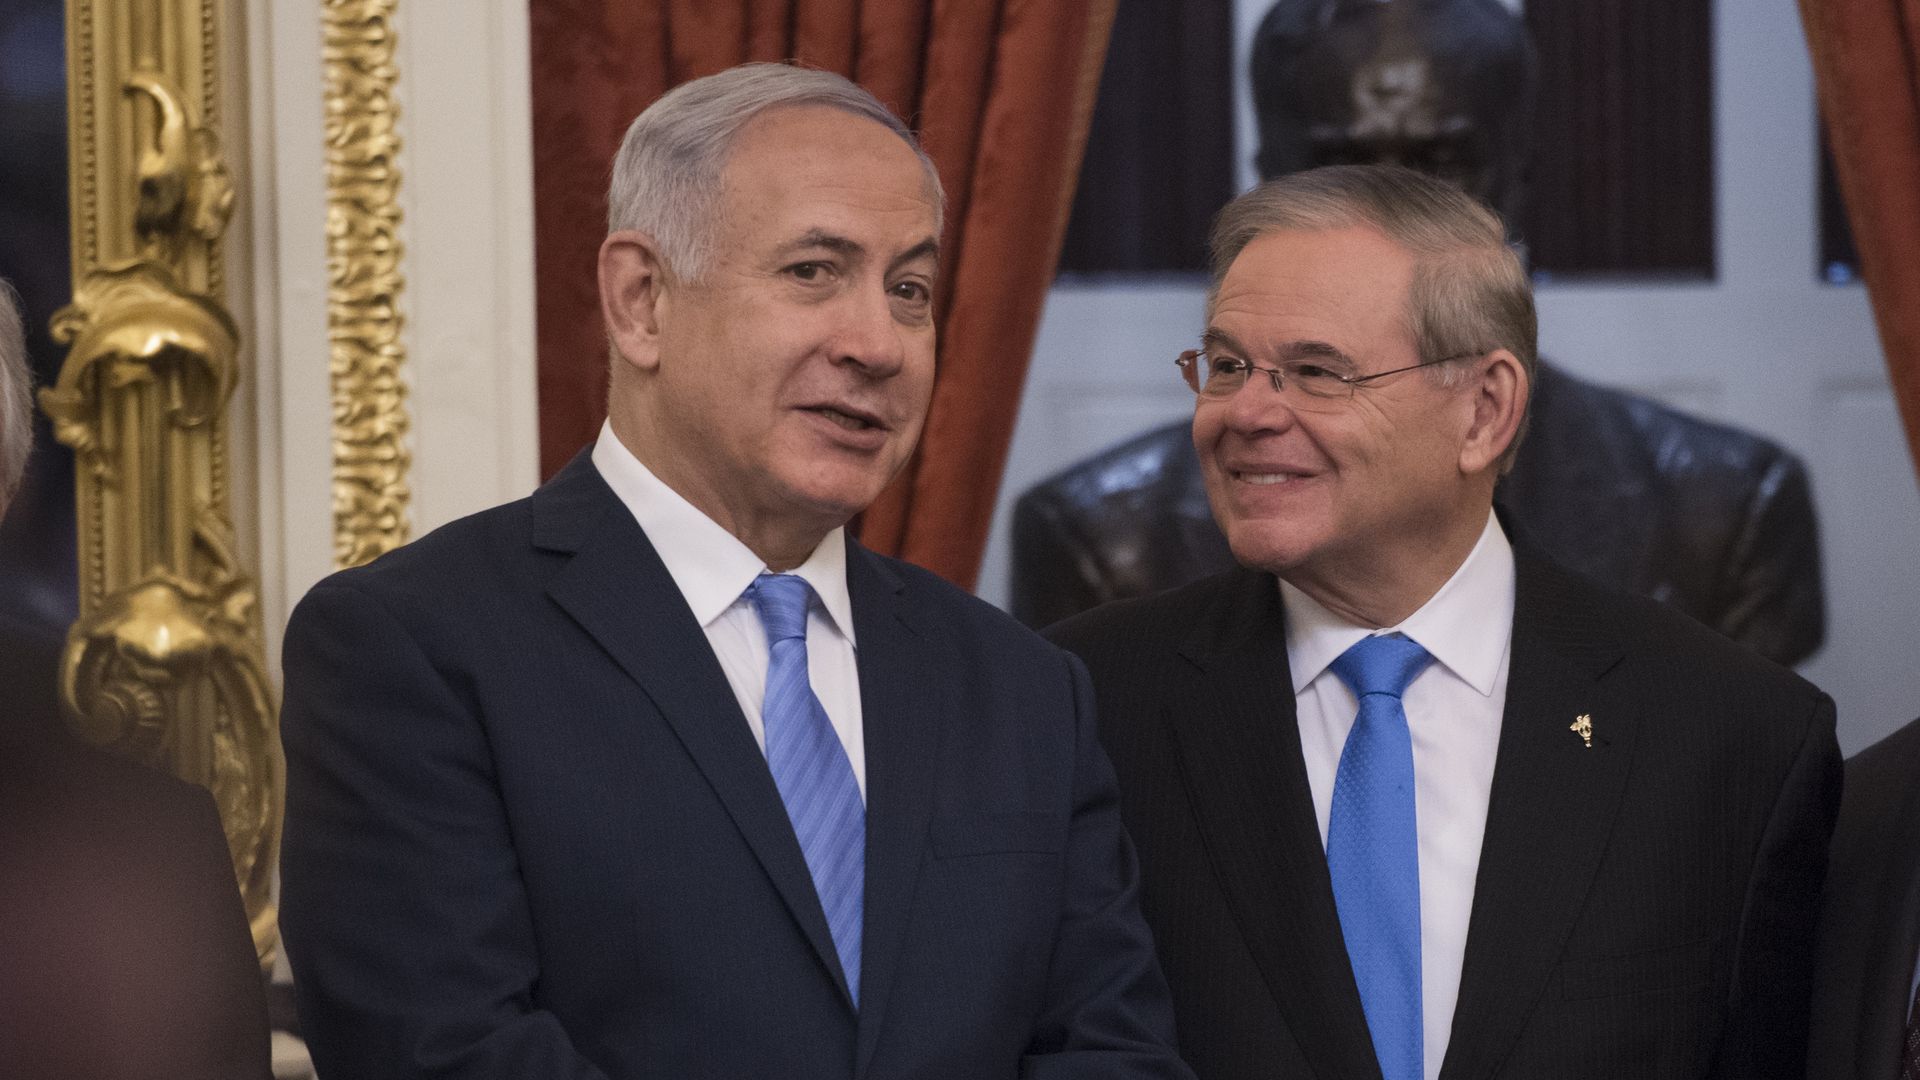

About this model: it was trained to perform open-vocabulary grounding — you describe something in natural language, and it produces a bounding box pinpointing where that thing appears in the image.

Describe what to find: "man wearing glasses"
[1049,165,1840,1080]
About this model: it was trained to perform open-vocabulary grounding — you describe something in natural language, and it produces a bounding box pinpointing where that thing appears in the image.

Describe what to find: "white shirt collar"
[591,421,857,644]
[1280,510,1514,697]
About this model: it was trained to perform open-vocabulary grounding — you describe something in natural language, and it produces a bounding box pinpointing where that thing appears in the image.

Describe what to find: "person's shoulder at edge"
[0,735,273,1080]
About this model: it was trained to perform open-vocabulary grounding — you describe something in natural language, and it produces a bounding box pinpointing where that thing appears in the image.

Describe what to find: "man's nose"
[1221,370,1300,434]
[833,287,908,376]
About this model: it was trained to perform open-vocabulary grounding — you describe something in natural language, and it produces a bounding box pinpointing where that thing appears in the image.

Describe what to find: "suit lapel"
[1169,569,1383,1080]
[533,456,854,1007]
[846,543,943,1078]
[1438,551,1636,1080]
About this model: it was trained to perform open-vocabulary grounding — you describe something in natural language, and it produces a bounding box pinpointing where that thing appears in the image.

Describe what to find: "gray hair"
[1208,164,1537,469]
[0,281,34,516]
[607,62,944,281]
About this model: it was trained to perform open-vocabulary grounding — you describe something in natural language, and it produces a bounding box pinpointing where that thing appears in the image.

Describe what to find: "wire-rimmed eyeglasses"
[1175,349,1484,403]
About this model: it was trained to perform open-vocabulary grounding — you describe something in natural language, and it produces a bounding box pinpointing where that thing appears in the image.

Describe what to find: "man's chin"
[785,472,893,531]
[1222,526,1322,576]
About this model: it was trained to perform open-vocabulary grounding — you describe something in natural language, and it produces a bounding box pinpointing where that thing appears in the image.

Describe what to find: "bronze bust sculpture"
[1010,0,1825,666]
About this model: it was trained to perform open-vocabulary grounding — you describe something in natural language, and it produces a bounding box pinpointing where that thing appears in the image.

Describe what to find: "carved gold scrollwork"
[45,259,284,967]
[324,0,412,568]
[60,571,282,939]
[57,1,283,971]
[126,72,235,253]
[43,262,238,463]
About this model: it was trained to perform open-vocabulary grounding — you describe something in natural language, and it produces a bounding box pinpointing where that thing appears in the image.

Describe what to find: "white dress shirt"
[1283,510,1515,1080]
[592,422,866,798]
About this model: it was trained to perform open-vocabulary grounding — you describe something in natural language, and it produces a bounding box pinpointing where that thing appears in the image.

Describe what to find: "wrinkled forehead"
[1207,224,1420,343]
[709,106,944,267]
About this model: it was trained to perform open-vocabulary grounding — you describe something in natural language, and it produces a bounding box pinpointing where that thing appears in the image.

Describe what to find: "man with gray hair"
[280,63,1189,1080]
[1050,165,1839,1080]
[0,283,33,517]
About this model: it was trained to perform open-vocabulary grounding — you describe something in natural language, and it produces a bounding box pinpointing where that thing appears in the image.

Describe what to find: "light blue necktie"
[1326,633,1434,1080]
[747,573,865,1006]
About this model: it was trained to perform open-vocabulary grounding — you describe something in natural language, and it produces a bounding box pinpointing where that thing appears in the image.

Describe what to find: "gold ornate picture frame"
[49,0,284,971]
[323,0,411,569]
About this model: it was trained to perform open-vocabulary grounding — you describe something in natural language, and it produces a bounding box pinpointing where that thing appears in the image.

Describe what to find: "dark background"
[0,0,79,697]
[1058,0,1726,281]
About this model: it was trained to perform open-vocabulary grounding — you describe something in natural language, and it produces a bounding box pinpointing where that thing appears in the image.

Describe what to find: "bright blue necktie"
[1326,633,1434,1080]
[747,573,865,1006]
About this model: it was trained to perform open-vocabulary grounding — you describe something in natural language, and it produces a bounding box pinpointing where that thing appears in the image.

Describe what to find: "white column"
[242,0,539,669]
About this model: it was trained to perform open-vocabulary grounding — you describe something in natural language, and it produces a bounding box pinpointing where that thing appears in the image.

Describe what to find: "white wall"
[243,0,540,673]
[980,0,1920,754]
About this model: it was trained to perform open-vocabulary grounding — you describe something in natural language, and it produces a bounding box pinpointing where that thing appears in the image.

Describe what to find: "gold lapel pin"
[1570,714,1594,749]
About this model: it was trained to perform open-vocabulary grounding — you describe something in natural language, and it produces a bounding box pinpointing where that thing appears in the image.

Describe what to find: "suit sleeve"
[279,580,612,1080]
[1018,651,1196,1080]
[1710,692,1841,1080]
[1717,455,1824,667]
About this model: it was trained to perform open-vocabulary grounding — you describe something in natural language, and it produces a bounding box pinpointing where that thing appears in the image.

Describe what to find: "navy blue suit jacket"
[280,453,1188,1080]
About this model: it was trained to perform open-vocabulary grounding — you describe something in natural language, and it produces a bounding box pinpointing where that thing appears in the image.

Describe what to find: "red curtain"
[1799,0,1920,483]
[530,1,1117,590]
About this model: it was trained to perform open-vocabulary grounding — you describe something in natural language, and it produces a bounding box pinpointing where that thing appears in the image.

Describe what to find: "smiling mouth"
[1232,470,1309,485]
[809,405,884,432]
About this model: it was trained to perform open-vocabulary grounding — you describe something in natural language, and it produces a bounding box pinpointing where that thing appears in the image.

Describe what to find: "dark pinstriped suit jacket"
[1048,548,1840,1080]
[1809,715,1920,1080]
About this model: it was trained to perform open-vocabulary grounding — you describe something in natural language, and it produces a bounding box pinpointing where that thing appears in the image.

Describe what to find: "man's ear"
[599,230,671,373]
[1459,349,1528,476]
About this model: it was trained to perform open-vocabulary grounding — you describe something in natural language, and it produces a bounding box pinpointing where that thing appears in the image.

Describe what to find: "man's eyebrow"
[1200,327,1250,356]
[781,229,864,259]
[889,238,939,274]
[779,231,939,273]
[1201,329,1357,369]
[1275,340,1355,368]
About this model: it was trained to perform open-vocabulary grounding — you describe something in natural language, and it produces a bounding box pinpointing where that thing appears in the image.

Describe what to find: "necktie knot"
[1330,634,1434,701]
[748,573,813,645]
